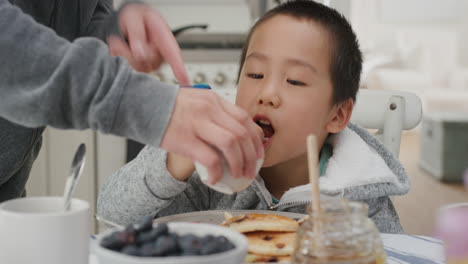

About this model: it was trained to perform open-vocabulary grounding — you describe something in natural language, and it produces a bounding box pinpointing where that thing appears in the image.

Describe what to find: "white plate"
[153,211,305,264]
[153,210,307,225]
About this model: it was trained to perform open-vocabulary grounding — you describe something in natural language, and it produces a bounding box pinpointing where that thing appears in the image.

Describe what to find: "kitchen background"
[26,0,468,234]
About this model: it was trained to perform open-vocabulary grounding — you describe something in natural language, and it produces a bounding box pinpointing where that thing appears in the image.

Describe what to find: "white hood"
[278,127,409,205]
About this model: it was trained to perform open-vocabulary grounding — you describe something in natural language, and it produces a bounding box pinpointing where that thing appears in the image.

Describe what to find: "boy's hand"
[108,3,190,85]
[166,152,195,182]
[160,88,264,184]
[167,120,263,183]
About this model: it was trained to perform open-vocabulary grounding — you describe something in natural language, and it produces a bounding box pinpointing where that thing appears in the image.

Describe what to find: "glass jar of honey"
[292,198,386,264]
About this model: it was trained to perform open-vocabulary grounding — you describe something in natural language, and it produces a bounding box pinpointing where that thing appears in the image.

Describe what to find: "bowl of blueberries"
[95,216,248,264]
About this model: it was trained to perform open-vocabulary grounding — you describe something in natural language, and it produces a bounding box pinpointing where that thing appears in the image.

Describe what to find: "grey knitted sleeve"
[97,146,213,226]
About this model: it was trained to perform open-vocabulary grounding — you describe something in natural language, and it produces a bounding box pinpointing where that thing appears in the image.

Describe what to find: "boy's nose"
[257,94,281,108]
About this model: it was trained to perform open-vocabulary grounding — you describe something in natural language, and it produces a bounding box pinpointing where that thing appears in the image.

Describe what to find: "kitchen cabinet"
[26,129,126,232]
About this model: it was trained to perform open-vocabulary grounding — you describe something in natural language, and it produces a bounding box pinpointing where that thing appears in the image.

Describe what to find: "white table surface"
[89,233,445,264]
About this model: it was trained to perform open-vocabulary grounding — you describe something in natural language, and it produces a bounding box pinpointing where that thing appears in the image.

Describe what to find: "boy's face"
[236,15,343,167]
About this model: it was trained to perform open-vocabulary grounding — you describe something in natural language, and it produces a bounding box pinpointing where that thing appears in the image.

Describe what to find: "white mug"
[0,196,90,264]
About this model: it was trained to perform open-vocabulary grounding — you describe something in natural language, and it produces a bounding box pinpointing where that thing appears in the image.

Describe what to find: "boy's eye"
[247,73,264,79]
[287,79,306,86]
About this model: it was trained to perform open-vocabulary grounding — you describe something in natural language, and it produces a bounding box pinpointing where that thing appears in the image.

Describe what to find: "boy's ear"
[326,99,354,133]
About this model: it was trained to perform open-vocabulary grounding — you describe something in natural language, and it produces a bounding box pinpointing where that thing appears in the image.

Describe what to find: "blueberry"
[218,242,235,252]
[153,235,178,256]
[181,248,201,256]
[121,245,140,256]
[168,233,181,253]
[215,236,235,252]
[119,230,136,244]
[215,236,229,244]
[201,234,215,244]
[124,225,138,236]
[137,226,165,245]
[140,243,156,257]
[135,215,154,233]
[178,234,199,249]
[225,242,235,251]
[100,234,124,250]
[169,232,179,240]
[166,249,181,256]
[200,240,220,255]
[136,231,152,245]
[153,223,169,237]
[100,231,134,251]
[178,234,202,255]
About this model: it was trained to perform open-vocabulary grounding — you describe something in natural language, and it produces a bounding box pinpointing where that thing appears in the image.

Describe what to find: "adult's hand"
[108,3,190,85]
[161,89,265,184]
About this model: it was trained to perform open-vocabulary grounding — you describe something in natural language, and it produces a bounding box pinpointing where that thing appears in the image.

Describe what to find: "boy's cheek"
[234,89,249,106]
[234,99,249,110]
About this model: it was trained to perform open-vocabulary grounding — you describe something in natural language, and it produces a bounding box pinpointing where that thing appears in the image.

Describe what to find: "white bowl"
[94,222,248,264]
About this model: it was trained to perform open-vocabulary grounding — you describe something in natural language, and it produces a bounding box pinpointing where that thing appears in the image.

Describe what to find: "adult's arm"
[0,1,263,182]
[0,0,177,147]
[82,0,122,40]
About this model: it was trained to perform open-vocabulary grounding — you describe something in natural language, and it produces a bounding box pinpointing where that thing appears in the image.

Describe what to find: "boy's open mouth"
[253,115,275,144]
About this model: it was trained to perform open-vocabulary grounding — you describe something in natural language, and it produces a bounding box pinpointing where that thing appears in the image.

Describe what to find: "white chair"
[351,89,423,157]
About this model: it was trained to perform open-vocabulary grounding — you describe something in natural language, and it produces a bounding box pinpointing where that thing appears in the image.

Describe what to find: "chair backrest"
[351,89,423,157]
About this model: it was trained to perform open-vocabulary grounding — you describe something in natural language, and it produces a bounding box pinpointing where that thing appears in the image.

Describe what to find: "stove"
[154,33,247,104]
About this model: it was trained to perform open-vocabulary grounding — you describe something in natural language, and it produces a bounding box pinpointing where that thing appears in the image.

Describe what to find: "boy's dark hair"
[238,0,362,104]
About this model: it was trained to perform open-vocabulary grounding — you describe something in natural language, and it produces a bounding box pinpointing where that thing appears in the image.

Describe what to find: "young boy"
[98,0,409,234]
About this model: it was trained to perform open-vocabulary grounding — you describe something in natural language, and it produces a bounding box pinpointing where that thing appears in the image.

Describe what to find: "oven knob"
[193,73,206,84]
[152,72,165,82]
[214,72,227,86]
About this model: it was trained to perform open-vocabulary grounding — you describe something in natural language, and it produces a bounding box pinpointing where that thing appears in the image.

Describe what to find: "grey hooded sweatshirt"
[98,123,410,234]
[0,0,178,201]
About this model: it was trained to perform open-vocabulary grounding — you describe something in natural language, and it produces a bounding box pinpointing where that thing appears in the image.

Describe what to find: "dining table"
[89,232,446,264]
